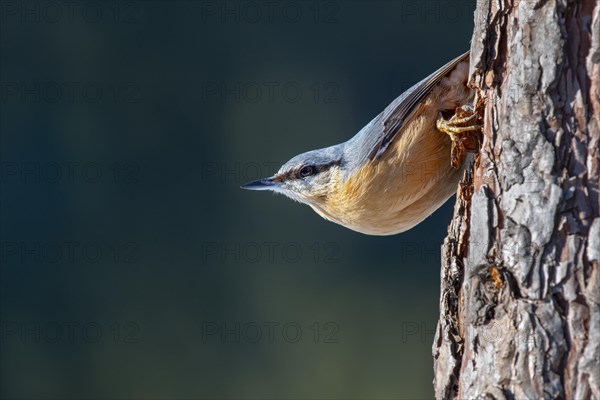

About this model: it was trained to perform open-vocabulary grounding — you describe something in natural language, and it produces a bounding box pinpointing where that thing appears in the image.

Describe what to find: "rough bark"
[433,1,600,399]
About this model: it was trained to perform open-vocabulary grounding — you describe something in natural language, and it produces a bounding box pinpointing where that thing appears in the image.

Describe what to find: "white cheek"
[269,185,305,204]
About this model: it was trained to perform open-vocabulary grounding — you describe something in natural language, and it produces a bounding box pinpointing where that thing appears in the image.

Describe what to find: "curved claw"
[436,110,482,142]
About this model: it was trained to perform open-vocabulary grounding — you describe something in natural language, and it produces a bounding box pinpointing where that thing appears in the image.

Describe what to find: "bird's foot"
[436,105,482,168]
[436,105,481,142]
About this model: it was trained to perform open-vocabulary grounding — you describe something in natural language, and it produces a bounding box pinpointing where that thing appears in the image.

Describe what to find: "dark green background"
[1,1,474,398]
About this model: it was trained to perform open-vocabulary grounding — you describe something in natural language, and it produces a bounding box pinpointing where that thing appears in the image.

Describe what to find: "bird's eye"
[299,165,316,178]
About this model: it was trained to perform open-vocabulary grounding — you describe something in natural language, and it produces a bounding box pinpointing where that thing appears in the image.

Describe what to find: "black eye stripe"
[277,160,341,182]
[297,161,341,178]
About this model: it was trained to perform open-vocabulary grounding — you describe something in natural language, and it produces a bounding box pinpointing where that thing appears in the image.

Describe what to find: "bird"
[241,51,480,236]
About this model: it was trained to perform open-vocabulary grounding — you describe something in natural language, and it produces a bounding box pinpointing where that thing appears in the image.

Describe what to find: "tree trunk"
[433,1,600,399]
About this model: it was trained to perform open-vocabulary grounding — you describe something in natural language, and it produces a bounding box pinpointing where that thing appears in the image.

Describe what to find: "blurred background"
[1,1,474,399]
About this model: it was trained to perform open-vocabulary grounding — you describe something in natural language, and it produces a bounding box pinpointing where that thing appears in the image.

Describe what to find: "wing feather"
[368,51,470,159]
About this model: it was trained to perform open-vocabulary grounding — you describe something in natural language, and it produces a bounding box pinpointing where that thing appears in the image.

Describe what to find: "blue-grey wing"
[344,51,470,172]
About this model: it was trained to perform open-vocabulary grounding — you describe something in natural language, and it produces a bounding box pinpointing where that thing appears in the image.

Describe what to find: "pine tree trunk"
[433,1,600,399]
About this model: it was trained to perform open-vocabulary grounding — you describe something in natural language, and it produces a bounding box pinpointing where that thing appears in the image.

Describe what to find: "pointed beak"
[240,177,280,191]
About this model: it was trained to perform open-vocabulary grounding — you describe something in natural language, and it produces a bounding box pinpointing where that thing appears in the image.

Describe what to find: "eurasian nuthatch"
[242,51,480,235]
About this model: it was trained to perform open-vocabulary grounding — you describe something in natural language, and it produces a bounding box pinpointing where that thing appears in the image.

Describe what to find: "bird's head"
[241,145,345,208]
